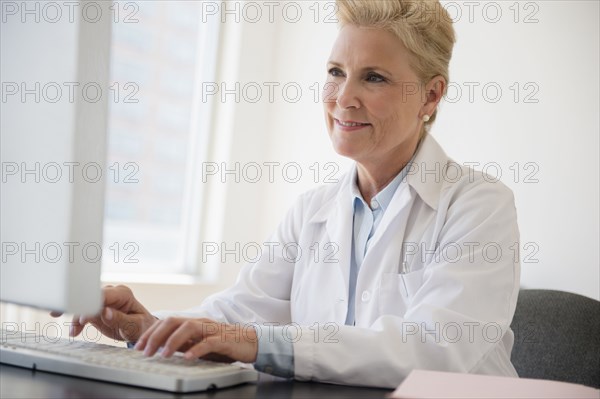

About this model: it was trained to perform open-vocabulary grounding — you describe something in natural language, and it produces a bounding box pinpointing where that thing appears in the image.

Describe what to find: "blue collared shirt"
[344,165,410,325]
[255,161,413,377]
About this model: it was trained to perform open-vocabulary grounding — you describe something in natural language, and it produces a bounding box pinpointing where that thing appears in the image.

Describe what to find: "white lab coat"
[162,134,520,388]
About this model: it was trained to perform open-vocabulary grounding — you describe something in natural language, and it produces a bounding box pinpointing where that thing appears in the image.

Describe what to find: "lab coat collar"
[406,134,447,211]
[307,167,355,225]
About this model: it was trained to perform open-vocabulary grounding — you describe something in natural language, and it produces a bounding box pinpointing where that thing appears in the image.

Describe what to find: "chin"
[330,137,362,160]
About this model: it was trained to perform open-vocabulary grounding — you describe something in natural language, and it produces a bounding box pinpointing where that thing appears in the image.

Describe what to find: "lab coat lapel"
[322,170,355,300]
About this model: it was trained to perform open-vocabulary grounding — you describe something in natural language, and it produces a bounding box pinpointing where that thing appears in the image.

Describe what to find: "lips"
[334,118,371,128]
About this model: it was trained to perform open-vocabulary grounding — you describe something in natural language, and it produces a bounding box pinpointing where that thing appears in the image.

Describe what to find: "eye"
[328,67,344,77]
[365,72,386,83]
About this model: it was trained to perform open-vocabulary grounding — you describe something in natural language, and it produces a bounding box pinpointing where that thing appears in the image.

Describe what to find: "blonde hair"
[336,0,456,136]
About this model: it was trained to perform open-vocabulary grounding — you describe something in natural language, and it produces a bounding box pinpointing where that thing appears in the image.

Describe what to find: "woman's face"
[323,25,428,166]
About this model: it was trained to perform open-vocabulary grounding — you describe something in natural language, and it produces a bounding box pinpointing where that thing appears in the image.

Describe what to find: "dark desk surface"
[1,364,393,399]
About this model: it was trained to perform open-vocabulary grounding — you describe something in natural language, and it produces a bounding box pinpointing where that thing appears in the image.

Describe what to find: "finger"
[65,310,103,337]
[120,313,152,342]
[101,286,126,310]
[98,307,131,340]
[102,285,141,314]
[69,314,86,337]
[187,328,258,363]
[184,339,213,360]
[134,319,161,351]
[137,318,181,356]
[94,307,122,339]
[143,319,181,357]
[78,313,102,328]
[184,336,226,360]
[161,321,202,358]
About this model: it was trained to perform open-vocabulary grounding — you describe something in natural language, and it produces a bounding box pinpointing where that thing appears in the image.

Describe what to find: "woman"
[68,0,520,388]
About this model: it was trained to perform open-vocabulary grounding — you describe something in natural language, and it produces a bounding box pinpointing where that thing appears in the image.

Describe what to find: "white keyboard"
[0,329,258,392]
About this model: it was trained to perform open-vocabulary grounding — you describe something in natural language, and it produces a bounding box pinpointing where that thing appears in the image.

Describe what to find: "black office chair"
[510,289,600,388]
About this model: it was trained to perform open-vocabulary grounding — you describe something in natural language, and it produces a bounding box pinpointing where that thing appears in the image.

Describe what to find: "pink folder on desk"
[390,370,599,399]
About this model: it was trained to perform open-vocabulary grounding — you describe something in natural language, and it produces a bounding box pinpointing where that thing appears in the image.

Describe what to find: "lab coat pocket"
[379,269,425,316]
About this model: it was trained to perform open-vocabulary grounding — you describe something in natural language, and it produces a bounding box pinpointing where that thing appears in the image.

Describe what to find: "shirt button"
[361,290,371,302]
[370,200,380,209]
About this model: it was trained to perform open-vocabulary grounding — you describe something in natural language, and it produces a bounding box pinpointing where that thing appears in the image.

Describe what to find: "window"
[102,1,220,279]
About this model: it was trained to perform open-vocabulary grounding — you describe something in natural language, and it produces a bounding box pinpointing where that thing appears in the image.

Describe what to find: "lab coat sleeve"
[292,176,521,388]
[153,193,308,325]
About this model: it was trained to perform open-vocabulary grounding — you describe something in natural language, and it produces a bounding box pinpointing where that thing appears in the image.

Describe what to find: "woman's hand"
[51,285,157,342]
[134,317,258,364]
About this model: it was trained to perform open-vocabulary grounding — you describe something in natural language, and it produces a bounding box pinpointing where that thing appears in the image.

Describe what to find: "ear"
[421,75,446,117]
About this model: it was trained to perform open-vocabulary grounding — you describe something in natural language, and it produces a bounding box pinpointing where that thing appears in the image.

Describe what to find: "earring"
[422,114,430,122]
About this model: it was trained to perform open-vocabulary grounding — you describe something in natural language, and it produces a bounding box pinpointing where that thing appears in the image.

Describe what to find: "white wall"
[436,1,600,299]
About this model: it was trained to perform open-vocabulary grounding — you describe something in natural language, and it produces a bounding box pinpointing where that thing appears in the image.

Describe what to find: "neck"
[355,135,422,204]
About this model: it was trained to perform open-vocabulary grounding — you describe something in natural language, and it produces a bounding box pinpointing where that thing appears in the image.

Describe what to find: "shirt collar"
[349,154,416,212]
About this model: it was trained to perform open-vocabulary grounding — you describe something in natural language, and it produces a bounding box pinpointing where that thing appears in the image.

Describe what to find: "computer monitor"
[0,2,112,314]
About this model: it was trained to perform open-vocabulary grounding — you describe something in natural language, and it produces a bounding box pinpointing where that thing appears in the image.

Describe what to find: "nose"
[334,80,360,109]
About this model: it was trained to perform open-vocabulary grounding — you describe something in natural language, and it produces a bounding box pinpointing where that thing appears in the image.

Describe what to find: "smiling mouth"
[334,119,371,128]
